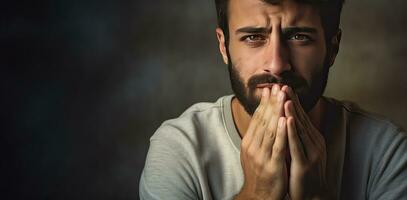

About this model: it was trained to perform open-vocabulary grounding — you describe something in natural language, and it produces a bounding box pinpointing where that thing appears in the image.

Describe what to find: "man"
[140,0,407,199]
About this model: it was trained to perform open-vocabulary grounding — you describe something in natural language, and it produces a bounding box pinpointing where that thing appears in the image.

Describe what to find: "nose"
[263,28,291,76]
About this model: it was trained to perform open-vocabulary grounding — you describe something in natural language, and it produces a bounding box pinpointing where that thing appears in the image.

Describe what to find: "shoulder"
[151,95,232,143]
[140,95,233,199]
[326,97,405,138]
[328,98,407,197]
[326,97,407,169]
[328,97,407,170]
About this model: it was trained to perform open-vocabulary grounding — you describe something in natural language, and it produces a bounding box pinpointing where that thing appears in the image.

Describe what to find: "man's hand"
[235,85,288,200]
[282,86,330,200]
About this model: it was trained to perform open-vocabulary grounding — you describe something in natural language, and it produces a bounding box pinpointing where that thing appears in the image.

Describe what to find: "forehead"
[228,0,321,29]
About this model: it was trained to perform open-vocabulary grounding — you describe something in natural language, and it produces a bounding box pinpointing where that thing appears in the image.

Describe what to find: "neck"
[231,97,326,139]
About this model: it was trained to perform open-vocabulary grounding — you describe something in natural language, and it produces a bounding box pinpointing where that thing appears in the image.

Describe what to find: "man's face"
[218,0,332,115]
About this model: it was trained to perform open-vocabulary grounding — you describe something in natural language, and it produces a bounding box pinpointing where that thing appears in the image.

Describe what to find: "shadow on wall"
[2,0,406,199]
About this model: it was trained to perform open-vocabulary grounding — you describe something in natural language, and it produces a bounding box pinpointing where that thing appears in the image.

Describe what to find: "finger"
[244,87,270,138]
[260,84,282,136]
[283,86,311,125]
[285,102,317,159]
[270,117,288,163]
[284,87,322,147]
[257,87,271,113]
[284,100,295,118]
[261,89,286,158]
[271,83,280,96]
[253,85,280,166]
[245,87,270,148]
[287,116,306,164]
[284,100,307,135]
[262,84,284,128]
[290,91,325,149]
[282,86,307,122]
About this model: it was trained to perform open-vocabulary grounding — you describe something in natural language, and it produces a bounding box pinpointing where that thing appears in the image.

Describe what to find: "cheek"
[289,46,326,82]
[229,43,263,83]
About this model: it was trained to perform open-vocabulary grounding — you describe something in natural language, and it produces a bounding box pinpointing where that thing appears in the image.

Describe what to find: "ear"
[216,28,229,65]
[327,29,342,67]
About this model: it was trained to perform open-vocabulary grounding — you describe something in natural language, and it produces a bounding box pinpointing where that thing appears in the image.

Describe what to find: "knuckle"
[241,137,252,149]
[309,154,321,165]
[265,165,282,178]
[247,146,256,157]
[270,120,278,131]
[266,130,276,140]
[264,163,277,173]
[265,120,272,131]
[270,131,276,140]
[273,145,284,155]
[271,154,282,162]
[252,113,260,121]
[260,118,267,128]
[264,168,276,177]
[291,146,299,154]
[253,111,261,121]
[269,99,277,107]
[253,156,264,167]
[241,140,249,150]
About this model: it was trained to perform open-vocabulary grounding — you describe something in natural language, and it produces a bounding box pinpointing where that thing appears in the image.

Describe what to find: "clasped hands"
[236,85,330,200]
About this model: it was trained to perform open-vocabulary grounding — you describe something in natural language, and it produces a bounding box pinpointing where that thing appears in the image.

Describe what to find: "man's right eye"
[241,35,267,46]
[240,35,266,42]
[246,35,264,41]
[243,35,265,41]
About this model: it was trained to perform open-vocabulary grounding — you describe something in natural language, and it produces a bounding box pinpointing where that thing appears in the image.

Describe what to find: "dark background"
[3,0,407,199]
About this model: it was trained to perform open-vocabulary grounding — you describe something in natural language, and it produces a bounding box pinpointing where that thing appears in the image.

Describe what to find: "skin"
[215,0,341,199]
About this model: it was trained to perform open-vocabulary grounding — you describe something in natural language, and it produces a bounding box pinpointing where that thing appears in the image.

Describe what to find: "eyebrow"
[235,26,317,35]
[235,27,271,34]
[282,27,317,35]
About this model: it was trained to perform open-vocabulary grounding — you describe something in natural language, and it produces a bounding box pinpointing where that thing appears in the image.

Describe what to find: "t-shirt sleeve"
[139,124,201,200]
[368,130,407,200]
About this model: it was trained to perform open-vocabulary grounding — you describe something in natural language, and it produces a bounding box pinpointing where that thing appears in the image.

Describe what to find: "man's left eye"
[288,34,311,41]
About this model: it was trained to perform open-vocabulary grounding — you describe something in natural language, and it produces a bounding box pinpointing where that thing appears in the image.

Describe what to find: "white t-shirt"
[140,95,407,200]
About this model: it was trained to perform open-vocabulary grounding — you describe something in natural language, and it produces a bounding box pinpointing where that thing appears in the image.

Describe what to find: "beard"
[227,55,330,116]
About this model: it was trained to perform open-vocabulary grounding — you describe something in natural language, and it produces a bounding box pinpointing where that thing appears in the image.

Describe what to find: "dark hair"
[215,0,345,46]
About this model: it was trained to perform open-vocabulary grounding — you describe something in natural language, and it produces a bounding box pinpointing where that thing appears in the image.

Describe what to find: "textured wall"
[325,0,407,127]
[3,0,407,199]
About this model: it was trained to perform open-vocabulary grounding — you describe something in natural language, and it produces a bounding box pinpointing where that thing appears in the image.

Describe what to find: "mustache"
[247,72,307,91]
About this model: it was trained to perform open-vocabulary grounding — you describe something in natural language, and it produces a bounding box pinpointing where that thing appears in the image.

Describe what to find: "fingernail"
[272,85,278,95]
[262,87,268,97]
[278,91,284,101]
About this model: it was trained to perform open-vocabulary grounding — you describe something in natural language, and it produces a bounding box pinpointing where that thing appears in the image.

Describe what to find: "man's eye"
[242,35,266,42]
[288,34,311,41]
